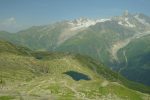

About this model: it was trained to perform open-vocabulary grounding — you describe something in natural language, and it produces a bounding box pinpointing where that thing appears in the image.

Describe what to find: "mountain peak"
[68,17,111,30]
[113,11,150,28]
[123,10,129,16]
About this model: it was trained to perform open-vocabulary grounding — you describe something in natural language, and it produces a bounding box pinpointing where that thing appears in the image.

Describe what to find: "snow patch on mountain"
[68,18,111,30]
[118,17,135,27]
[57,18,111,45]
[134,14,150,26]
[111,31,150,61]
[111,39,130,61]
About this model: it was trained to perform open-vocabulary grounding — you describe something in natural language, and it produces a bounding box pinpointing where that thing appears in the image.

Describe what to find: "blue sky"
[0,0,150,32]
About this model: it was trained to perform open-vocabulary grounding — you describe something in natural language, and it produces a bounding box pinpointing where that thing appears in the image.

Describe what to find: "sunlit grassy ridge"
[0,40,150,100]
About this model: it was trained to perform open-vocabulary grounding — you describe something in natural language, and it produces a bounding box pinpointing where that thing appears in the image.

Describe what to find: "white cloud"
[0,17,16,26]
[0,17,25,33]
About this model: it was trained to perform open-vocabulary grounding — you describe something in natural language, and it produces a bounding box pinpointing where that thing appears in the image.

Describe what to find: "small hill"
[0,40,150,100]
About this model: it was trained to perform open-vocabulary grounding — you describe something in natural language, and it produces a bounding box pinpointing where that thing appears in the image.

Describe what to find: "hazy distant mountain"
[0,12,150,86]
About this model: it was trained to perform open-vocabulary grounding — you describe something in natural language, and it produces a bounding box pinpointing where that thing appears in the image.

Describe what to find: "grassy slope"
[0,40,150,100]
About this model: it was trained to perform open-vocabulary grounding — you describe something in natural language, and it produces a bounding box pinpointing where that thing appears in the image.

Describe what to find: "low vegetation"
[0,40,150,100]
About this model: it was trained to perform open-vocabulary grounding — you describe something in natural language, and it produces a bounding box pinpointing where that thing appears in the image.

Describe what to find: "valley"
[0,40,150,100]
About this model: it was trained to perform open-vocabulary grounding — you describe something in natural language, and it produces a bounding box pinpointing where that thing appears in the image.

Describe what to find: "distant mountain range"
[0,11,150,86]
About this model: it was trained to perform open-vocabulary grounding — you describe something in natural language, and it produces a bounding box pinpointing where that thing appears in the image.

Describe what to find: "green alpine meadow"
[0,40,150,100]
[0,0,150,100]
